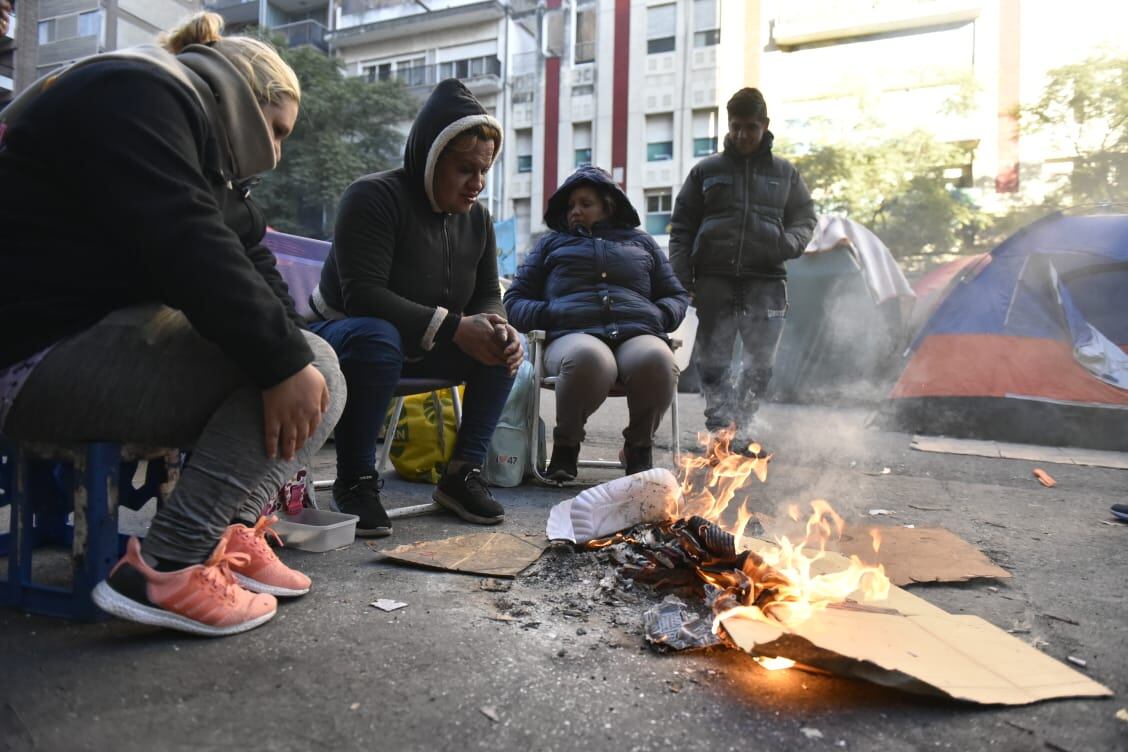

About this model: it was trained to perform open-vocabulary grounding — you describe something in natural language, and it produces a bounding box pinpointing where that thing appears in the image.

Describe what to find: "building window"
[575,4,597,63]
[514,198,532,260]
[693,0,720,47]
[646,191,673,236]
[77,9,102,38]
[574,122,592,167]
[572,84,594,97]
[516,129,533,174]
[37,18,55,44]
[647,4,676,54]
[646,114,674,162]
[395,56,426,86]
[692,108,719,157]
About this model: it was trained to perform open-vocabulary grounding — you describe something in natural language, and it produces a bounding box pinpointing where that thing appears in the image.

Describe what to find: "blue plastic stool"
[0,437,169,621]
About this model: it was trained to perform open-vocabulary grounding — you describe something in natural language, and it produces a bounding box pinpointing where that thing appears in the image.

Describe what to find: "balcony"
[771,0,981,50]
[203,0,259,27]
[332,1,505,48]
[368,56,503,98]
[274,19,328,52]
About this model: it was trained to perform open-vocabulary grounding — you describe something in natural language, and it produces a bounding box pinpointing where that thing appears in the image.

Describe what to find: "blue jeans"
[308,317,514,480]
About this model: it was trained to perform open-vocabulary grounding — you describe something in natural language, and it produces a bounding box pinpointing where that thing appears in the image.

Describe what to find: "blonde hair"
[446,123,502,157]
[159,11,301,106]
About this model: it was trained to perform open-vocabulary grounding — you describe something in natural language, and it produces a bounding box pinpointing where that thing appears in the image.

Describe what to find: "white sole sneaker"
[233,572,310,598]
[92,581,276,637]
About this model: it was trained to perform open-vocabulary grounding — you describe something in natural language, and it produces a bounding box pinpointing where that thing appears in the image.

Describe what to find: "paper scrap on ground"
[722,539,1112,706]
[757,515,1011,586]
[370,599,408,612]
[379,532,546,578]
[546,468,683,543]
[1033,468,1057,487]
[911,435,1128,470]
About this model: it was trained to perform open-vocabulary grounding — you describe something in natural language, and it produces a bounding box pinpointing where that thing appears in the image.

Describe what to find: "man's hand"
[262,364,329,461]
[487,313,524,376]
[0,1,12,38]
[453,313,507,366]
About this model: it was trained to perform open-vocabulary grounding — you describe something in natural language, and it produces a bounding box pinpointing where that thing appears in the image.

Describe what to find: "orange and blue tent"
[881,212,1128,451]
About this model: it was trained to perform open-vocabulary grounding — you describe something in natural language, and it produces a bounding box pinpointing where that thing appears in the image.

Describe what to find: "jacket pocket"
[702,174,734,215]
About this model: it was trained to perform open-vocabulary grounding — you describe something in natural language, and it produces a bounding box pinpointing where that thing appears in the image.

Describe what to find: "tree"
[255,44,417,238]
[1023,52,1128,207]
[783,131,983,257]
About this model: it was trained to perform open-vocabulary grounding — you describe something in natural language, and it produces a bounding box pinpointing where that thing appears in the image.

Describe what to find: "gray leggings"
[544,333,677,448]
[3,305,345,564]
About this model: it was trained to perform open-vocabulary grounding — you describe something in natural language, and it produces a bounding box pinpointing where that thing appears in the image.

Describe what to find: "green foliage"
[785,131,981,256]
[254,43,417,237]
[1022,52,1128,207]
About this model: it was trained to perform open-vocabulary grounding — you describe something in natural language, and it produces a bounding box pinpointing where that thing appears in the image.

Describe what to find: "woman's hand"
[490,315,525,376]
[261,364,329,461]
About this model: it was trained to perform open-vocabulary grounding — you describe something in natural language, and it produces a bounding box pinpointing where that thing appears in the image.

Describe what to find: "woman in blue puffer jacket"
[504,166,690,480]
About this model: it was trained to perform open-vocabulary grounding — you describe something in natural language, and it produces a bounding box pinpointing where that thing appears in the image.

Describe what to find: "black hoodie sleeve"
[56,65,313,387]
[330,177,441,344]
[464,208,506,318]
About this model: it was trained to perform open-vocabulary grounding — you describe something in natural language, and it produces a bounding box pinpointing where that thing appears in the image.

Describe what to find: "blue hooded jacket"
[504,166,689,346]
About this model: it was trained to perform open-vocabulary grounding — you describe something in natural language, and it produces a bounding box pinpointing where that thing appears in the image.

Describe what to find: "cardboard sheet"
[756,516,1011,586]
[378,532,546,578]
[723,539,1112,705]
[911,435,1128,470]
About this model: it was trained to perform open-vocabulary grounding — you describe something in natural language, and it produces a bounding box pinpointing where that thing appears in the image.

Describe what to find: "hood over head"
[544,165,641,233]
[403,78,504,213]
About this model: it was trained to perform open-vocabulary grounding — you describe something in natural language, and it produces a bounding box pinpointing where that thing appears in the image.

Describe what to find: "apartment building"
[8,0,199,94]
[205,0,333,52]
[328,0,539,227]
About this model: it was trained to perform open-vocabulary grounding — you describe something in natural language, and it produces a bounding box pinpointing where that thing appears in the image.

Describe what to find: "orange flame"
[754,656,797,671]
[871,528,882,554]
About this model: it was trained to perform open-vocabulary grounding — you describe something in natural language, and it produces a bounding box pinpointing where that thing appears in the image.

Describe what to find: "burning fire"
[680,430,892,635]
[583,429,892,668]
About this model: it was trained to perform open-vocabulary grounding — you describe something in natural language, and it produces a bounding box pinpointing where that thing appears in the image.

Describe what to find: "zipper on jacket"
[441,216,451,301]
[736,159,750,275]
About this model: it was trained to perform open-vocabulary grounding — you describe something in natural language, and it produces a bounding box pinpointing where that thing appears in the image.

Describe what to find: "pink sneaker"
[91,537,277,637]
[224,516,311,597]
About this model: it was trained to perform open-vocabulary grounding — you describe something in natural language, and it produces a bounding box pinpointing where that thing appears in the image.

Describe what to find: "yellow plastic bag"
[389,388,462,484]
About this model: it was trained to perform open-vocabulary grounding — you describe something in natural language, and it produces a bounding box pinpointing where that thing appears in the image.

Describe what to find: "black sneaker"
[619,444,653,475]
[547,444,580,482]
[333,475,392,537]
[433,466,504,525]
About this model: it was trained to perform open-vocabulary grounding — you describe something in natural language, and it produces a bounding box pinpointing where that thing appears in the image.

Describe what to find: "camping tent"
[765,216,915,404]
[880,212,1128,451]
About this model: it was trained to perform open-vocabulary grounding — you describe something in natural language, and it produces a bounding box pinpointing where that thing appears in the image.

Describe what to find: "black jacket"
[0,50,312,386]
[504,166,689,345]
[314,79,505,356]
[668,131,817,289]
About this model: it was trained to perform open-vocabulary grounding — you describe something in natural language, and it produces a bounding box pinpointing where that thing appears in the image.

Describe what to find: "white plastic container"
[272,508,358,552]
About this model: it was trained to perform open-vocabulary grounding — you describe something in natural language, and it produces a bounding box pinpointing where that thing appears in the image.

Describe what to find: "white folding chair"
[525,330,681,484]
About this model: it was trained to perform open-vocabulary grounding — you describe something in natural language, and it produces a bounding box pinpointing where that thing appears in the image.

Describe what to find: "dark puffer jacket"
[504,166,689,346]
[668,131,817,290]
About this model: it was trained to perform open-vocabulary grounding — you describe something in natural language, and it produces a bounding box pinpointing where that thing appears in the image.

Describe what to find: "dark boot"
[619,443,653,475]
[546,444,580,482]
[333,475,392,537]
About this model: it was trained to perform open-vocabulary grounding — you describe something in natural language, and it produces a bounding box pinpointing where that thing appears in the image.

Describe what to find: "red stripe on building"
[611,0,630,189]
[542,0,563,212]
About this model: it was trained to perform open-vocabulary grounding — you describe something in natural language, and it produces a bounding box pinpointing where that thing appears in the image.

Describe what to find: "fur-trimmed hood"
[403,78,503,214]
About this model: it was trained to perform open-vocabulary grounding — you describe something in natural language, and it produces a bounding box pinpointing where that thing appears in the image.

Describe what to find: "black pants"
[693,276,787,433]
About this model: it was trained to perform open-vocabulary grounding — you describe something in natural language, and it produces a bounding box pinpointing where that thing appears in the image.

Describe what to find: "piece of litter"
[1066,656,1087,668]
[349,702,360,711]
[907,504,948,511]
[1045,613,1080,626]
[868,509,896,516]
[1032,468,1056,487]
[479,578,512,592]
[902,524,915,529]
[480,706,500,723]
[800,728,824,740]
[1116,708,1128,722]
[487,614,515,623]
[370,599,408,612]
[882,467,891,475]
